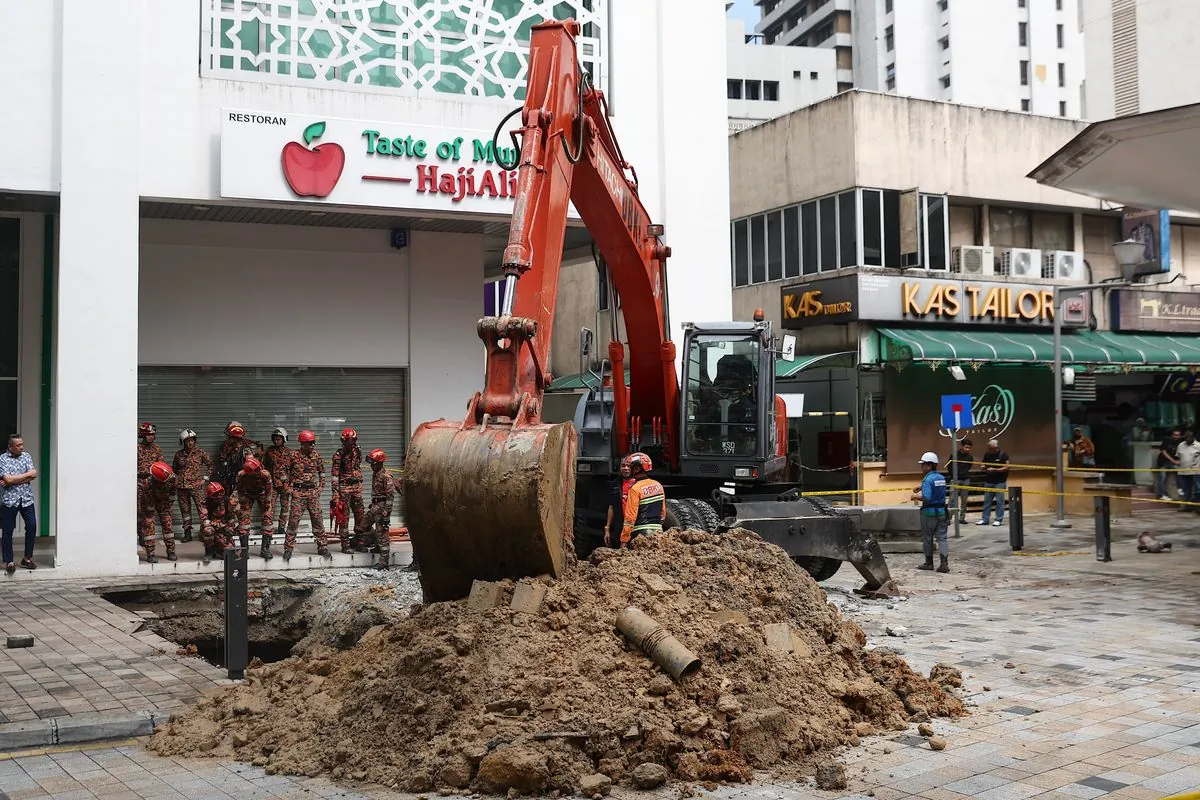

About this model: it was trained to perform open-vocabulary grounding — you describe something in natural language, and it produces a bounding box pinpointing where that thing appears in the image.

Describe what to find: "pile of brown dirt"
[148,529,965,793]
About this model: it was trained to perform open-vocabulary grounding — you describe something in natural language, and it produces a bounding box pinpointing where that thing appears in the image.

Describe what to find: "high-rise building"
[726,18,838,133]
[1080,0,1200,120]
[755,0,1084,117]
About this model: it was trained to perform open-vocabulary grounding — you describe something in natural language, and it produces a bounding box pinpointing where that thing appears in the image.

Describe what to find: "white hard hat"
[919,451,939,465]
[272,427,288,441]
[179,429,197,443]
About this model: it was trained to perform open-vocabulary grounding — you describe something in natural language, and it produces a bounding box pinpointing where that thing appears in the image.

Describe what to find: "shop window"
[838,191,858,268]
[990,206,1033,249]
[783,206,801,278]
[921,194,949,272]
[767,211,784,282]
[861,189,883,267]
[0,218,16,440]
[137,366,408,535]
[801,202,819,275]
[882,189,901,267]
[732,219,749,287]
[819,196,837,271]
[750,214,766,284]
[1032,210,1074,251]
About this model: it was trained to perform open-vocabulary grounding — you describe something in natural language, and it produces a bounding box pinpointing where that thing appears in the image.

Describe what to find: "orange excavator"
[403,19,895,603]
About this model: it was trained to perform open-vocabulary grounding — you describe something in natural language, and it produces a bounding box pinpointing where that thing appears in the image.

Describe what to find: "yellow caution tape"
[1161,793,1200,800]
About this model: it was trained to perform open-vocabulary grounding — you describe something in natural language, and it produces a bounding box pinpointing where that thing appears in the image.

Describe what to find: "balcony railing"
[201,0,608,102]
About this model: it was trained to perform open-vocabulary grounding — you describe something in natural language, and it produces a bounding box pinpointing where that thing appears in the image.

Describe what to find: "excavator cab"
[678,320,786,482]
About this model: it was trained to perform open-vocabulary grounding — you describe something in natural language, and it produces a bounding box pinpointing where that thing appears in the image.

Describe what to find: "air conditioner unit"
[999,248,1043,278]
[1044,250,1084,281]
[951,245,995,276]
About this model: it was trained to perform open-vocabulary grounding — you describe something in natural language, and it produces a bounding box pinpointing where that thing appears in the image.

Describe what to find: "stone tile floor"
[0,510,1198,798]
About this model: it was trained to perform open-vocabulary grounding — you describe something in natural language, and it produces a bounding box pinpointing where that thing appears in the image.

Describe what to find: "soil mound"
[149,529,964,792]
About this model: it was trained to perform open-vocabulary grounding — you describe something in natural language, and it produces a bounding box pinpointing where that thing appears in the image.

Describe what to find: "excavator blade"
[403,418,579,603]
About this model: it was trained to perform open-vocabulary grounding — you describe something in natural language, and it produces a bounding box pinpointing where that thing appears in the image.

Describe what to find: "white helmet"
[272,427,288,442]
[179,429,197,443]
[919,451,939,465]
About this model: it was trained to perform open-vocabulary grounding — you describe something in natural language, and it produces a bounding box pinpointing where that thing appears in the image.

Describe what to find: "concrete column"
[980,204,991,247]
[407,231,484,433]
[53,0,141,574]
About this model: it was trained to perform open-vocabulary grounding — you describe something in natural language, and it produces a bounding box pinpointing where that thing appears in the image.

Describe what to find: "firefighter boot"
[260,534,274,561]
[317,546,331,558]
[283,547,293,561]
[202,546,213,566]
[917,559,934,570]
[239,534,250,554]
[181,529,193,544]
[937,556,950,573]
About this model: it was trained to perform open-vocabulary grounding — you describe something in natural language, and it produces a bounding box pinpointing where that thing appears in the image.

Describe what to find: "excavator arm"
[403,19,678,602]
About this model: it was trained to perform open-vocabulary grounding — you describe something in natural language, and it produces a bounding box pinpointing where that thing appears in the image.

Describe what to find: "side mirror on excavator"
[781,334,797,363]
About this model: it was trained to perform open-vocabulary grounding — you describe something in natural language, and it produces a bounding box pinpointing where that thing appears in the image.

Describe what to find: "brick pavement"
[0,511,1197,798]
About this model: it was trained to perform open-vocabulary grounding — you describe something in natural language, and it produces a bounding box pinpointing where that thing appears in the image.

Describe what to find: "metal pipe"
[615,606,701,681]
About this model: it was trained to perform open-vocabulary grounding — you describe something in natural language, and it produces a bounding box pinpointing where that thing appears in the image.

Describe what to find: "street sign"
[940,394,974,431]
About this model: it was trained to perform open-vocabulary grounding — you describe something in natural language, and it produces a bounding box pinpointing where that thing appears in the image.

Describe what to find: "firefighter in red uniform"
[619,452,665,548]
[200,481,236,564]
[140,461,177,563]
[331,428,365,552]
[235,457,275,559]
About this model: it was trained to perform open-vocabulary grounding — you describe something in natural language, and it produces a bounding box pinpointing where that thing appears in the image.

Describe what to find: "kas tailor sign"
[219,108,579,217]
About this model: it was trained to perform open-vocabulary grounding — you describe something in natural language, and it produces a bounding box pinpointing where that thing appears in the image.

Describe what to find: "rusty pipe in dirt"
[615,606,701,681]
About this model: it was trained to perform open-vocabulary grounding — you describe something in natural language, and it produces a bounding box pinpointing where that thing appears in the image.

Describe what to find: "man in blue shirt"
[911,451,949,573]
[0,434,39,573]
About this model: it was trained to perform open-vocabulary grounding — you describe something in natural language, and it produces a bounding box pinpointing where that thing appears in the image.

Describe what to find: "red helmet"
[623,452,653,474]
[139,422,156,436]
[341,428,357,440]
[368,448,386,463]
[298,430,316,443]
[226,422,245,438]
[243,457,262,472]
[150,461,173,482]
[206,481,225,499]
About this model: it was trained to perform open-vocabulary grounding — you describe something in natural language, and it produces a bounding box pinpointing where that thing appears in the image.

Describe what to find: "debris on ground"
[1136,531,1172,553]
[149,529,964,793]
[917,723,934,737]
[927,735,948,751]
[814,763,848,790]
[928,663,963,689]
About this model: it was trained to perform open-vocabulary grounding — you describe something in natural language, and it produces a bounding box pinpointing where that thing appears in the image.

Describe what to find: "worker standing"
[355,448,400,570]
[235,457,275,560]
[172,429,212,544]
[140,461,178,563]
[200,481,236,565]
[331,428,365,553]
[136,423,164,543]
[603,458,634,548]
[911,451,950,573]
[214,421,253,493]
[264,428,293,542]
[285,430,328,560]
[619,452,665,547]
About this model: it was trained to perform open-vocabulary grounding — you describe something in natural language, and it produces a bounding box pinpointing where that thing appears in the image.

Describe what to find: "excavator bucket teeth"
[403,418,578,603]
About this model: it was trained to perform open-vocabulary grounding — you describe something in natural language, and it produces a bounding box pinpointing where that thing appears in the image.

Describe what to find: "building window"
[819,196,837,271]
[745,80,762,100]
[1020,60,1029,85]
[885,25,894,51]
[938,0,947,10]
[783,206,801,278]
[767,211,784,281]
[1018,22,1027,46]
[810,71,819,79]
[801,202,818,275]
[861,189,882,266]
[727,79,742,100]
[1056,0,1063,8]
[814,22,834,42]
[1018,0,1025,6]
[750,214,766,283]
[940,75,951,89]
[1059,100,1068,117]
[764,80,780,101]
[886,75,895,91]
[838,191,858,268]
[921,194,949,272]
[1057,23,1064,47]
[1058,62,1066,87]
[939,36,950,50]
[885,0,893,12]
[1021,98,1030,111]
[732,219,749,286]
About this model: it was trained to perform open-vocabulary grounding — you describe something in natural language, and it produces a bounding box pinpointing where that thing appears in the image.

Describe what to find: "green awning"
[777,350,856,378]
[877,327,1200,366]
[549,369,630,390]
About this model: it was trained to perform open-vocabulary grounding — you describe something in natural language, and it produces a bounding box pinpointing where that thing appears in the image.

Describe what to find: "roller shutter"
[138,366,408,541]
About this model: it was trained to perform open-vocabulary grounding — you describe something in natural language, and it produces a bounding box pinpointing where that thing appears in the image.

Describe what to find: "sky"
[727,0,760,29]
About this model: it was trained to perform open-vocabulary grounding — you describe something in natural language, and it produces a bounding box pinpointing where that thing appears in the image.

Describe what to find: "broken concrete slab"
[638,573,677,595]
[510,581,547,615]
[764,623,795,653]
[55,711,154,745]
[467,580,504,611]
[713,610,750,626]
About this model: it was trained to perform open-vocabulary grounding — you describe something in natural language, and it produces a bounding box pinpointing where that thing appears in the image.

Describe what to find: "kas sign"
[220,109,579,217]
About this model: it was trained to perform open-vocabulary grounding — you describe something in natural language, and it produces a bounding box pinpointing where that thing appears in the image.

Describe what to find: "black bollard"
[1008,486,1024,551]
[224,548,249,679]
[1094,495,1112,563]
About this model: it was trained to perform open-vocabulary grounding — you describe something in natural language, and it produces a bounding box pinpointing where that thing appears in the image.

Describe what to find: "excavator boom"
[404,19,677,602]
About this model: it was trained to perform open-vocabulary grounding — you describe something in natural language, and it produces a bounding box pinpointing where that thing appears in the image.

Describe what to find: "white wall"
[726,18,837,126]
[139,220,410,367]
[0,2,58,192]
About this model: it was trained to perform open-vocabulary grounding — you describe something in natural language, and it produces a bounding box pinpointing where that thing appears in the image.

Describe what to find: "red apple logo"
[281,121,345,198]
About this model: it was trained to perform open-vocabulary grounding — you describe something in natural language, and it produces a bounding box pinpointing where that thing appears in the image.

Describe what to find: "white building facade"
[755,0,1084,117]
[0,0,732,577]
[1081,0,1200,119]
[726,18,837,133]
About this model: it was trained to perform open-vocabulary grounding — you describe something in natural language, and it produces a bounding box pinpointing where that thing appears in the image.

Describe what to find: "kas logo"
[281,121,345,199]
[939,384,1015,440]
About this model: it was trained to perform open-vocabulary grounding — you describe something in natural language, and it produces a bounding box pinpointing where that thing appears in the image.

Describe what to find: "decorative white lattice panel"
[201,0,607,101]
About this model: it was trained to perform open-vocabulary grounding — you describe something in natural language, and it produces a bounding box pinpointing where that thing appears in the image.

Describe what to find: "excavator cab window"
[683,335,761,457]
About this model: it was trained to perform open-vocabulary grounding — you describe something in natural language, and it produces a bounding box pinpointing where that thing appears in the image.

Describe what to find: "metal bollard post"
[1008,486,1024,551]
[223,549,249,680]
[1094,495,1112,563]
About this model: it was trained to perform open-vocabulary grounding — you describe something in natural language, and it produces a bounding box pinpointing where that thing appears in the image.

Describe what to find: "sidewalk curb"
[0,710,162,752]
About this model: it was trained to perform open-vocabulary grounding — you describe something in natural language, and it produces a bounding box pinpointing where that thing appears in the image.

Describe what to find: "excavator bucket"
[403,417,579,603]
